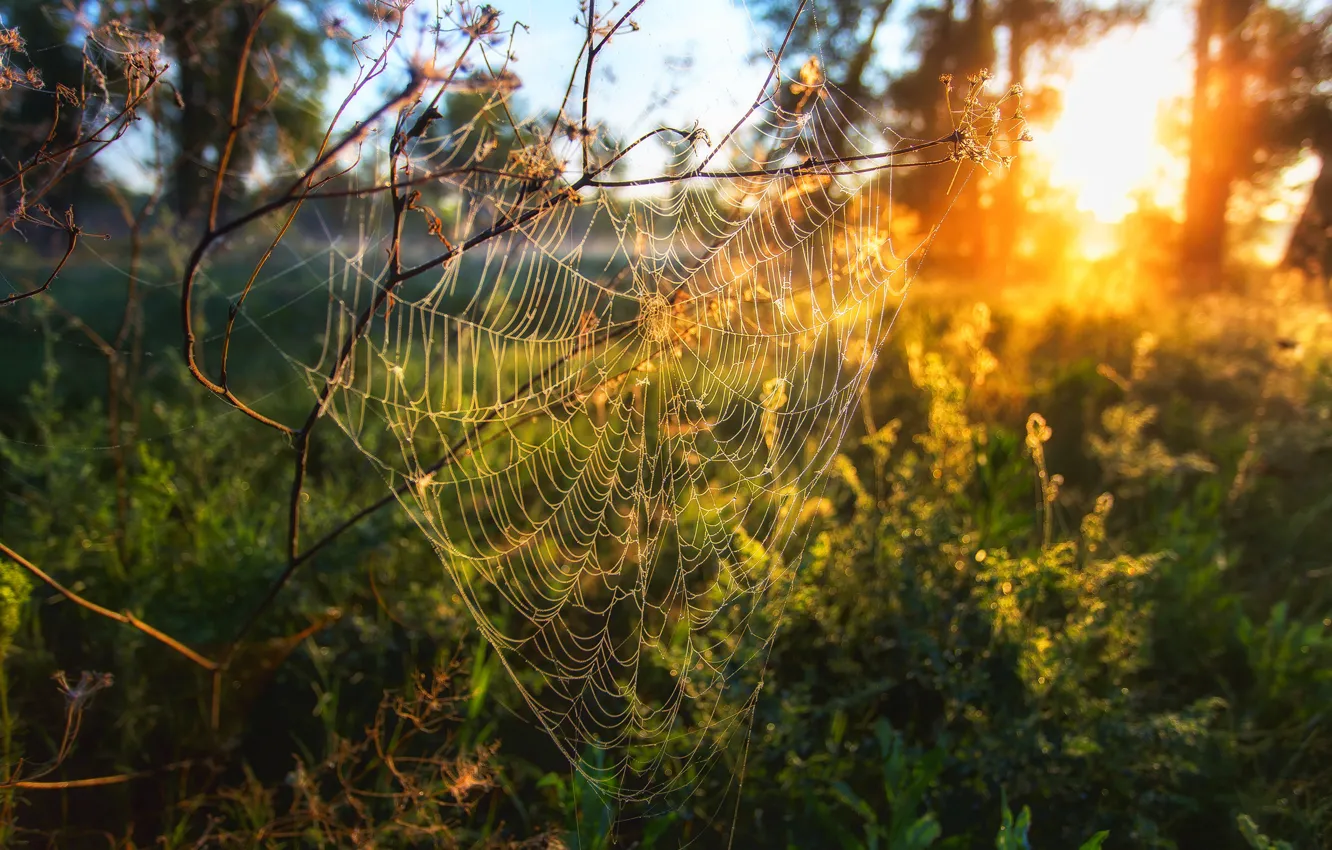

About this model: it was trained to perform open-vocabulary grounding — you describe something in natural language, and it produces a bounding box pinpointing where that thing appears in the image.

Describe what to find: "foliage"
[0,0,1330,846]
[1,237,1330,850]
[662,294,1331,848]
[0,289,1329,846]
[128,0,337,219]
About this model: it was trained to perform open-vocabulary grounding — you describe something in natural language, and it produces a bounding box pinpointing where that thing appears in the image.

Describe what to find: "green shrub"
[1,295,1328,847]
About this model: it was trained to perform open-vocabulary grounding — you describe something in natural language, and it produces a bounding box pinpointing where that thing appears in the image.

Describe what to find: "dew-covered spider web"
[263,4,1021,804]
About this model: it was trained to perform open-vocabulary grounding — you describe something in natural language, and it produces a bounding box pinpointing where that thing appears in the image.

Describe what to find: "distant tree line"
[0,0,342,224]
[759,0,1331,288]
[1,0,1330,287]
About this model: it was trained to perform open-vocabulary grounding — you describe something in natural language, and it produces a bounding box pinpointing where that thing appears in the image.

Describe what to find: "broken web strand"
[265,8,1026,808]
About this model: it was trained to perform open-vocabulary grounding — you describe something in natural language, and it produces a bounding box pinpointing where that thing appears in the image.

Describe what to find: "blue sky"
[98,0,1221,221]
[329,0,778,183]
[99,0,776,190]
[473,0,768,137]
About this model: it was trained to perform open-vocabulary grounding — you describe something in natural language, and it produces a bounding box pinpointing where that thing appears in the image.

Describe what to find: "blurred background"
[0,0,1330,847]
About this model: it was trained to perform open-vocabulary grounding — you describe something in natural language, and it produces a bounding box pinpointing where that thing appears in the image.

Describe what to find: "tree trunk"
[163,0,215,223]
[954,0,996,269]
[913,0,957,226]
[840,0,896,107]
[1283,149,1332,296]
[1180,0,1254,288]
[996,0,1029,279]
[831,0,896,159]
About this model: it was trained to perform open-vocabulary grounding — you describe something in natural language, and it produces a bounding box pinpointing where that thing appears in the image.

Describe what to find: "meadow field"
[2,238,1328,847]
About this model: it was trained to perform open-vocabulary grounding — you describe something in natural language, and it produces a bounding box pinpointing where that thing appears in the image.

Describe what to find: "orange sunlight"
[1029,19,1192,228]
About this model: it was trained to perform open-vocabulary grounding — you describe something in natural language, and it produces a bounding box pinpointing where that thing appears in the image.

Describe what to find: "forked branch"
[209,3,1024,665]
[0,212,81,308]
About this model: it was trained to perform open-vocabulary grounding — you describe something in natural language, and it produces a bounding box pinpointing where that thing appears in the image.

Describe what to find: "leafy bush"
[0,293,1328,847]
[687,299,1329,848]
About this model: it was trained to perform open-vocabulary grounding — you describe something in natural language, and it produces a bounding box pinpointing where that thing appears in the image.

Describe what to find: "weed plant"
[0,287,1328,848]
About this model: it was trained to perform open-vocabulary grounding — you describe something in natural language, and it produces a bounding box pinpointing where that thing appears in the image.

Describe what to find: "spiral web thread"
[283,9,1021,804]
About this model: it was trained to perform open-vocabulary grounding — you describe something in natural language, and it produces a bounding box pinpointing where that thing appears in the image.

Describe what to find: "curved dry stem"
[3,759,199,791]
[0,221,79,307]
[0,541,218,672]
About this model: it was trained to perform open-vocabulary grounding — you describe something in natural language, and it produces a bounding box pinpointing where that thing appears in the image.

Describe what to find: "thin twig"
[0,70,165,237]
[4,760,199,790]
[280,30,486,566]
[0,224,80,308]
[208,0,278,232]
[693,0,808,175]
[581,0,595,174]
[178,25,421,435]
[588,133,959,187]
[0,541,219,672]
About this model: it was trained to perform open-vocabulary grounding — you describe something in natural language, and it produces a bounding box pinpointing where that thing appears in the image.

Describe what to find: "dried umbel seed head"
[0,27,35,93]
[462,4,501,39]
[53,670,115,711]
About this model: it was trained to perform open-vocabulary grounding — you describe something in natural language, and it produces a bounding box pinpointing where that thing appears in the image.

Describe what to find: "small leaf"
[902,814,942,849]
[1078,831,1110,850]
[831,780,877,822]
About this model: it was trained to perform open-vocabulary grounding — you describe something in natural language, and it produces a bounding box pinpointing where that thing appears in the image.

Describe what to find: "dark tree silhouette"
[1180,0,1330,291]
[1181,0,1258,286]
[112,0,334,222]
[756,0,1137,276]
[1270,7,1332,289]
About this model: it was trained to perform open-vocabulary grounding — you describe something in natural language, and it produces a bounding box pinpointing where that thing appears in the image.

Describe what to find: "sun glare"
[1031,17,1193,225]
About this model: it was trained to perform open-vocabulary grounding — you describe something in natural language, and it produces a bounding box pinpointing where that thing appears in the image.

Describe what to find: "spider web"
[267,6,1018,805]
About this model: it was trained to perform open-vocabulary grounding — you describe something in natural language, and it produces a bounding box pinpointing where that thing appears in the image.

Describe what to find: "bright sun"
[1030,15,1193,224]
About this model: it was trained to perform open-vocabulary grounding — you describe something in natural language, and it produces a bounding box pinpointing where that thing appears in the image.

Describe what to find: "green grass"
[0,263,1328,847]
